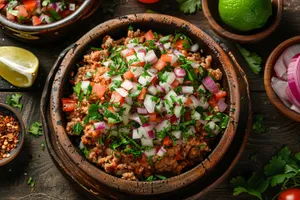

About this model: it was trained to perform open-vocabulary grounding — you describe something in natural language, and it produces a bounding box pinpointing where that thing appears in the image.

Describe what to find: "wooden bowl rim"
[0,103,25,166]
[0,0,94,32]
[202,0,283,43]
[49,13,241,194]
[264,36,300,122]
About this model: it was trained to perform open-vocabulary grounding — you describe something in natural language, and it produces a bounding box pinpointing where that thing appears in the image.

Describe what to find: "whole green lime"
[218,0,273,32]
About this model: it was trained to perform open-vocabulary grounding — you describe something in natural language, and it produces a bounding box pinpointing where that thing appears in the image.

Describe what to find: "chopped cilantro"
[253,115,265,134]
[72,123,83,135]
[177,0,202,14]
[237,45,262,74]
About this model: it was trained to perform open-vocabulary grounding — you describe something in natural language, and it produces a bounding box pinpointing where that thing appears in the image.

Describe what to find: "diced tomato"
[144,30,155,40]
[137,88,147,101]
[62,98,76,112]
[181,50,188,57]
[32,16,42,26]
[123,70,135,80]
[184,111,191,121]
[6,12,16,21]
[161,54,173,63]
[214,90,227,101]
[122,49,135,57]
[21,0,37,11]
[149,113,157,122]
[16,5,28,18]
[208,96,218,108]
[171,79,180,88]
[92,83,106,99]
[111,91,124,103]
[184,97,193,106]
[151,76,158,84]
[140,154,148,165]
[0,4,5,10]
[108,106,115,113]
[153,59,167,71]
[131,61,145,67]
[163,136,172,147]
[175,39,190,50]
[138,0,160,4]
[170,115,178,124]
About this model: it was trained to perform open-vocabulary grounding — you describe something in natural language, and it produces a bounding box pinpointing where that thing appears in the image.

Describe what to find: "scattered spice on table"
[6,93,23,110]
[28,122,43,137]
[0,114,20,160]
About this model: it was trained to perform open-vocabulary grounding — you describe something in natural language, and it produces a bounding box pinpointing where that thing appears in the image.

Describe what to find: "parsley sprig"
[6,93,23,110]
[237,45,262,75]
[231,147,300,200]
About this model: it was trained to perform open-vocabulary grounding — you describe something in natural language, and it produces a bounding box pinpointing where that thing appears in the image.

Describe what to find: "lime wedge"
[0,46,39,88]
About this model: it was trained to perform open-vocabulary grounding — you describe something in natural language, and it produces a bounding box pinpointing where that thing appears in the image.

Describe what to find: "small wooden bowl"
[264,36,300,122]
[202,0,283,43]
[0,103,25,166]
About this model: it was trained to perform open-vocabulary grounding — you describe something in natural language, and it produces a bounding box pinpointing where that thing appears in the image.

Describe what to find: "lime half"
[0,46,39,88]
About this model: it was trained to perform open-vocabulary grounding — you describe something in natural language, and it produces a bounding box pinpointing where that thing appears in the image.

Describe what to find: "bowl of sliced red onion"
[0,0,100,43]
[265,36,300,122]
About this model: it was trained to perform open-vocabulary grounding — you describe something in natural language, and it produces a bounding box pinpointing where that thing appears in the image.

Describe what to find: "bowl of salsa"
[0,0,100,43]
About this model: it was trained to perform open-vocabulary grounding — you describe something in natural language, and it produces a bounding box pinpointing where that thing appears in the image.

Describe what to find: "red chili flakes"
[0,114,20,160]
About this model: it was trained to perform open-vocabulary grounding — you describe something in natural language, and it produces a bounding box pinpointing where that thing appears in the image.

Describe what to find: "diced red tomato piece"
[137,88,147,101]
[122,49,135,57]
[149,113,157,122]
[92,83,106,99]
[16,5,28,18]
[214,90,227,101]
[144,30,155,40]
[138,0,160,4]
[153,59,167,71]
[175,39,190,50]
[171,79,180,88]
[21,0,37,11]
[123,70,135,80]
[161,54,173,63]
[184,111,191,121]
[108,106,115,113]
[111,91,124,103]
[0,3,5,10]
[208,96,218,108]
[6,12,16,21]
[170,115,178,124]
[32,16,42,26]
[62,98,76,112]
[184,97,193,106]
[163,136,172,147]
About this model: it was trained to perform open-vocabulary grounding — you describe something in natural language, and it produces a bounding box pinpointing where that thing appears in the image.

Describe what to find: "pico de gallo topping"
[0,0,83,26]
[63,27,230,181]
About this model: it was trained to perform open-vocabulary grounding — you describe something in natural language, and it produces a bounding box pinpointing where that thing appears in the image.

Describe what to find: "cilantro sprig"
[230,146,300,200]
[177,0,201,14]
[28,122,43,138]
[6,93,23,110]
[237,45,262,75]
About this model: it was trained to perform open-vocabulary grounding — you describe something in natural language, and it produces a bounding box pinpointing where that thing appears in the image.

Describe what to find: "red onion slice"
[287,54,300,104]
[282,44,300,67]
[94,122,106,131]
[156,146,167,157]
[145,50,158,64]
[286,87,300,108]
[203,76,219,94]
[290,104,300,114]
[174,67,186,78]
[137,107,148,114]
[271,77,288,99]
[218,98,228,112]
[274,54,287,80]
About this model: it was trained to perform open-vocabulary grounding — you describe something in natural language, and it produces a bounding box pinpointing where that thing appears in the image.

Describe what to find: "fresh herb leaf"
[72,123,83,135]
[253,115,265,134]
[237,45,262,74]
[41,141,45,151]
[6,93,23,110]
[177,0,201,14]
[28,122,43,137]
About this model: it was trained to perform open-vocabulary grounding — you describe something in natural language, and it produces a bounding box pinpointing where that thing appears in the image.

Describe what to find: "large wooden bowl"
[49,14,240,195]
[264,36,300,122]
[202,0,283,43]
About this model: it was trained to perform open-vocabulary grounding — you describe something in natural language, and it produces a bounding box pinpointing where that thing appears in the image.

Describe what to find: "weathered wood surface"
[0,0,300,199]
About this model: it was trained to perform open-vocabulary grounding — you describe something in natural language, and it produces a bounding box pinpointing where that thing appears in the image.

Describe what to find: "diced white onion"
[115,88,128,97]
[172,131,182,139]
[141,138,153,147]
[121,80,134,90]
[148,85,158,95]
[144,94,156,113]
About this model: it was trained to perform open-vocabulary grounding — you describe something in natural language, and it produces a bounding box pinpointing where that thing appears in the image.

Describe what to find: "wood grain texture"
[0,0,300,199]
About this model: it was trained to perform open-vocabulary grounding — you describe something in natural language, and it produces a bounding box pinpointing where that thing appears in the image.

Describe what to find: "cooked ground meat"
[63,27,230,181]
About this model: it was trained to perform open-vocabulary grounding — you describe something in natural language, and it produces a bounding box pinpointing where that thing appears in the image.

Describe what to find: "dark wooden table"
[0,1,300,199]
